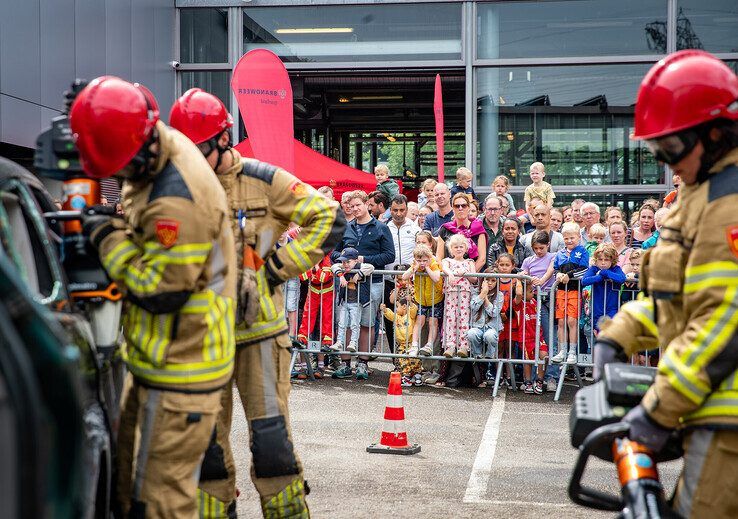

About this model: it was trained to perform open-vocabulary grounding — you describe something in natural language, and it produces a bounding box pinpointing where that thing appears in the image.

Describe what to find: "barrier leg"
[289,349,299,375]
[492,360,503,398]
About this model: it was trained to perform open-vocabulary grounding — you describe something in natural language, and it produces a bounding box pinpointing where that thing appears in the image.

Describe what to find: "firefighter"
[169,88,345,518]
[296,254,335,350]
[70,77,236,517]
[593,51,738,518]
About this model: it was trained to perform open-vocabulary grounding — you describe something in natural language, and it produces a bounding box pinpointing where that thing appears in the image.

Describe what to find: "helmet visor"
[644,130,699,165]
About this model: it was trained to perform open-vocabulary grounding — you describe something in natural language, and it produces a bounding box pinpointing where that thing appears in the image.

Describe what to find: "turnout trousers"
[116,374,221,519]
[197,334,308,518]
[673,428,738,518]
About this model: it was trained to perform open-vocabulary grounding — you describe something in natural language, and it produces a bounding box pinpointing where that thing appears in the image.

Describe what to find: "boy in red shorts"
[550,222,589,365]
[517,283,549,394]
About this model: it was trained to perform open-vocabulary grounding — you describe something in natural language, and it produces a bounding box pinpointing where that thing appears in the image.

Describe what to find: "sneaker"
[332,365,353,379]
[534,380,544,394]
[413,374,423,386]
[424,372,441,385]
[355,363,369,380]
[313,368,324,380]
[346,343,357,353]
[551,349,567,364]
[407,346,419,357]
[401,375,413,387]
[329,341,343,352]
[297,369,308,380]
[566,350,578,364]
[443,347,455,358]
[546,379,558,392]
[523,381,535,394]
[500,377,511,389]
[457,348,469,359]
[519,382,527,391]
[291,367,305,379]
[419,344,433,357]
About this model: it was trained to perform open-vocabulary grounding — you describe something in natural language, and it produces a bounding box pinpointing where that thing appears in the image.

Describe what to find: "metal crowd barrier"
[284,265,652,401]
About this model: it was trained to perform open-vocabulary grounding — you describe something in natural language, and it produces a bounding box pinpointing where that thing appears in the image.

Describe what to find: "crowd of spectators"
[288,162,672,391]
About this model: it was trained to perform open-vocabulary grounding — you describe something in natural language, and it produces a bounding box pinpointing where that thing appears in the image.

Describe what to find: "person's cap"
[337,247,359,262]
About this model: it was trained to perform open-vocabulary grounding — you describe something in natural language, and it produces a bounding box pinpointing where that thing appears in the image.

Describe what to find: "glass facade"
[176,1,738,209]
[180,8,228,63]
[477,0,668,58]
[476,64,660,187]
[243,4,462,62]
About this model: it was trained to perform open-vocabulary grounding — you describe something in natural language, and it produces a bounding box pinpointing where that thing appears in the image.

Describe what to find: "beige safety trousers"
[197,334,308,518]
[117,374,221,518]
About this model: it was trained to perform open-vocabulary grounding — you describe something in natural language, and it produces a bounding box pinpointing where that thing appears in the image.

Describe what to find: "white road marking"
[463,389,507,503]
[469,499,575,508]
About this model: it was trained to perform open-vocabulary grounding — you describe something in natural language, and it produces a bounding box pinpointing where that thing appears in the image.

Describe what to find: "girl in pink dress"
[441,234,476,357]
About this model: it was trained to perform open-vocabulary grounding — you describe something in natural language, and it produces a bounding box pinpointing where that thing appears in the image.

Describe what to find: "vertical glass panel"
[180,8,228,63]
[676,1,738,53]
[476,64,661,188]
[243,4,462,62]
[477,0,668,58]
[180,72,230,110]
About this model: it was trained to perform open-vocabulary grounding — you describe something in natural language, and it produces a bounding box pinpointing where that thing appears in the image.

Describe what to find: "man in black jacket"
[331,191,395,380]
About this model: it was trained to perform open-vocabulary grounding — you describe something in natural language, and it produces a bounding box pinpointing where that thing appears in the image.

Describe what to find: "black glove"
[592,338,626,381]
[623,404,673,453]
[81,205,120,250]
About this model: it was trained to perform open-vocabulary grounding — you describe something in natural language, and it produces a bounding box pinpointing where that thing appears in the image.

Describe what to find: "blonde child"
[524,162,556,208]
[375,164,399,199]
[450,166,478,201]
[441,234,476,358]
[551,222,590,365]
[418,178,438,210]
[492,175,516,213]
[403,237,443,357]
[581,244,626,330]
[381,299,422,386]
[585,223,607,257]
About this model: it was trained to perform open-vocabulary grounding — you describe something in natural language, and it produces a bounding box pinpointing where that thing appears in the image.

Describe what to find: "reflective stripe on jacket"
[98,122,236,391]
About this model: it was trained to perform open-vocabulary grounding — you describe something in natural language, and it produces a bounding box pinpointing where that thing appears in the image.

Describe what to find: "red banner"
[231,49,295,173]
[434,74,445,183]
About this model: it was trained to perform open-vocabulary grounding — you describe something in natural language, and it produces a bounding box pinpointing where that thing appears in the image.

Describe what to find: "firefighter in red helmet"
[593,51,738,517]
[70,76,236,518]
[170,88,345,518]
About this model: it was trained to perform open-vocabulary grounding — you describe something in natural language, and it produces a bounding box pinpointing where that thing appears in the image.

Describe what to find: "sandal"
[435,381,446,387]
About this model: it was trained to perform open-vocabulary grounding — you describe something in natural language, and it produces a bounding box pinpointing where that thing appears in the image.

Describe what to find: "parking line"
[463,389,507,503]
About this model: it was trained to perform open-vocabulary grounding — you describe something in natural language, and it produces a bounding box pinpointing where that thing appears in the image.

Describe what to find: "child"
[403,240,444,357]
[375,164,399,199]
[518,283,549,394]
[441,234,476,357]
[381,299,422,387]
[524,162,555,208]
[585,223,607,257]
[297,254,334,349]
[620,248,642,303]
[492,175,516,214]
[467,269,504,360]
[521,230,557,387]
[581,244,626,331]
[496,253,522,387]
[450,167,478,201]
[550,222,590,365]
[330,247,374,354]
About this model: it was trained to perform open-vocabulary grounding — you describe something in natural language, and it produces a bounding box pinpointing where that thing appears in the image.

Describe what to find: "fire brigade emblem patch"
[156,219,180,248]
[290,181,308,198]
[728,225,738,259]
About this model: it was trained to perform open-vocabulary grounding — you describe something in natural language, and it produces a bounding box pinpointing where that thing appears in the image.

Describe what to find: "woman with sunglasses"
[592,50,738,519]
[435,193,487,273]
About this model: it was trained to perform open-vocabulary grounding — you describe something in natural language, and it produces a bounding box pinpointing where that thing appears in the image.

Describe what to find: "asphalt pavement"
[231,360,682,518]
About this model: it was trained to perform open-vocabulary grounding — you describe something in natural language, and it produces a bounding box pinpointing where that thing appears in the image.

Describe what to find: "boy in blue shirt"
[549,222,590,364]
[449,167,478,202]
[581,243,626,331]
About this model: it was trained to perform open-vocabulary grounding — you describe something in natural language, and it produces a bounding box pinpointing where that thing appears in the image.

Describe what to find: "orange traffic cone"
[367,372,421,455]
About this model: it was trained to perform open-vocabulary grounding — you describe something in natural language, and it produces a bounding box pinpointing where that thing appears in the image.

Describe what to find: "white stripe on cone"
[383,419,406,435]
[386,395,403,408]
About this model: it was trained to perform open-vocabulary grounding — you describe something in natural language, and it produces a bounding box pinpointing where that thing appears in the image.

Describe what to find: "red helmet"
[633,50,738,140]
[169,88,233,145]
[70,76,159,178]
